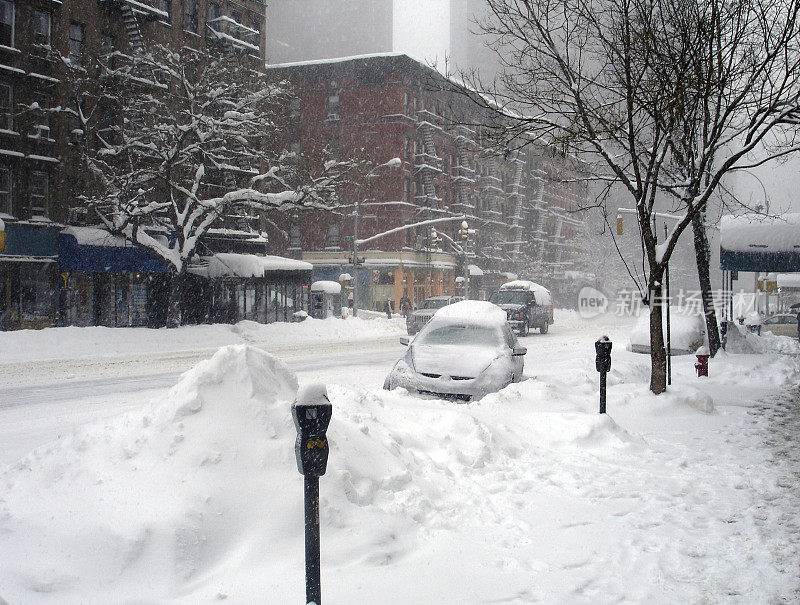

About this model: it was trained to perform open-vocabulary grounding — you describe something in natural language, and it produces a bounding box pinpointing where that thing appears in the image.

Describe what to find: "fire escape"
[478,154,505,269]
[451,126,476,221]
[206,16,261,58]
[506,155,526,264]
[414,108,443,215]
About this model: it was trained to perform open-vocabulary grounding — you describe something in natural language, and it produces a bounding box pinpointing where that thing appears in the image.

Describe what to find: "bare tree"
[66,45,350,327]
[466,0,800,393]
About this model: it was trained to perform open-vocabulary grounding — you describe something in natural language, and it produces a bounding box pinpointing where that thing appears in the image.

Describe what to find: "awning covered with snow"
[777,273,800,290]
[190,253,312,282]
[59,228,167,273]
[720,213,800,272]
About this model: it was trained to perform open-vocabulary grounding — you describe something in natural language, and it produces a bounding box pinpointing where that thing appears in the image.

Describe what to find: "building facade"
[265,54,587,312]
[0,0,270,329]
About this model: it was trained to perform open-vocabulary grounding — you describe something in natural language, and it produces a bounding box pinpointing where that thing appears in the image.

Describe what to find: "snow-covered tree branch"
[66,45,353,327]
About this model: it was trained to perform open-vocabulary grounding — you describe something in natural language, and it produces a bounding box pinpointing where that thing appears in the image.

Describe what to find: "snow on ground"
[0,313,406,363]
[0,311,799,603]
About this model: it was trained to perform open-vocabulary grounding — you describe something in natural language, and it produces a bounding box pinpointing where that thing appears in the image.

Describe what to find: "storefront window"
[19,264,52,322]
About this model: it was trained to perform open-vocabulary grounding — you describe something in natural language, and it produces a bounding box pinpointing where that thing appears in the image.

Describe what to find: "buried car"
[384,300,526,401]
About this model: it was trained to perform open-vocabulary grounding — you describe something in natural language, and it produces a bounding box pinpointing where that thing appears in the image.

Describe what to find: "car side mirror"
[512,346,527,356]
[400,336,410,346]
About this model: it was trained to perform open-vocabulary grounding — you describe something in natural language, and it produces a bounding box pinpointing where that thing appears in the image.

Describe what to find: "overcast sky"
[392,0,450,64]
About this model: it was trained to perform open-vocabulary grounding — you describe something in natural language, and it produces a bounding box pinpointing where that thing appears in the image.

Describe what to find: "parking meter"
[595,336,612,373]
[292,383,332,605]
[594,336,612,414]
[292,383,332,477]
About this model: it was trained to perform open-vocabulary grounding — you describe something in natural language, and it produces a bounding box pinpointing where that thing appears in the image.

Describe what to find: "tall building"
[264,1,500,78]
[0,0,267,329]
[265,53,586,312]
[449,0,502,82]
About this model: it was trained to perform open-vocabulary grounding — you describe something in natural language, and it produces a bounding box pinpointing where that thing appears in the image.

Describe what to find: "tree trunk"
[649,279,668,394]
[165,270,185,328]
[692,212,721,356]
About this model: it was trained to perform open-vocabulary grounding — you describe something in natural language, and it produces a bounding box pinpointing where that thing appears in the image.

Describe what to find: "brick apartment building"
[265,53,588,313]
[0,0,268,329]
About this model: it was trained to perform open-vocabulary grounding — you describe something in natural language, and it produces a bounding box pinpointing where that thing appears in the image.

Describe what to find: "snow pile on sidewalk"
[1,340,799,603]
[0,315,405,363]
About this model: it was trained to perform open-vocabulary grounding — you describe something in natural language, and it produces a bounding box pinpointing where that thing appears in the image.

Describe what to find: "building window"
[157,0,171,18]
[405,136,412,162]
[0,165,11,214]
[30,170,48,216]
[289,140,300,154]
[32,10,49,46]
[325,222,340,249]
[29,92,50,139]
[68,22,84,64]
[289,97,301,119]
[100,32,115,68]
[207,1,219,27]
[184,0,197,33]
[289,222,301,250]
[0,0,13,47]
[249,15,260,47]
[0,82,11,130]
[404,177,412,204]
[326,93,340,120]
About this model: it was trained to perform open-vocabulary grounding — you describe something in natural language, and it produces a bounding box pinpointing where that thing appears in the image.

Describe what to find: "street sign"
[342,236,354,242]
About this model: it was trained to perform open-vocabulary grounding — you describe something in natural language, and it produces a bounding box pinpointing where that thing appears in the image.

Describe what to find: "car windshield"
[422,298,450,310]
[418,324,503,347]
[489,290,533,305]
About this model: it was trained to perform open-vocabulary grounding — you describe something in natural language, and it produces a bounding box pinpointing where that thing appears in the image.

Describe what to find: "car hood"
[412,344,503,377]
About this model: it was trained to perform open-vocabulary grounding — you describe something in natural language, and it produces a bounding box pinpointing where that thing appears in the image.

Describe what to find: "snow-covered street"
[1,311,799,603]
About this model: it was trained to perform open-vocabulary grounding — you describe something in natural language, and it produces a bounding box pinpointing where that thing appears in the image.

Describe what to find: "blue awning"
[59,232,168,273]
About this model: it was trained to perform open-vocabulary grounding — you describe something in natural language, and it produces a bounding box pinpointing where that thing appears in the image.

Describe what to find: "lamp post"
[351,157,401,318]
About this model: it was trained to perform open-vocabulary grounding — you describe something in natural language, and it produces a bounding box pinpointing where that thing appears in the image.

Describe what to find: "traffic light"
[459,220,469,241]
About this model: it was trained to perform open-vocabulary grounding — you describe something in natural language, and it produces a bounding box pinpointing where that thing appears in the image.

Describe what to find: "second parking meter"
[595,336,612,414]
[292,384,332,605]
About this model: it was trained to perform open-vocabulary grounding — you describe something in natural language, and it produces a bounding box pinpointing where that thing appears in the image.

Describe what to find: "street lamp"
[351,157,402,318]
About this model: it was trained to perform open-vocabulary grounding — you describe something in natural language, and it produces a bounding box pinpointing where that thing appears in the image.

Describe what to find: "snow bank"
[0,345,302,602]
[0,315,405,363]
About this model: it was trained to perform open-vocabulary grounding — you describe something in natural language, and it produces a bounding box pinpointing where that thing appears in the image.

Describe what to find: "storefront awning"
[190,253,312,280]
[59,231,168,273]
[720,213,800,272]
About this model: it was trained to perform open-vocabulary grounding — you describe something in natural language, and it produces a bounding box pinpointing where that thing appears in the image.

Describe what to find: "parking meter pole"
[304,476,321,605]
[599,370,607,414]
[292,384,332,605]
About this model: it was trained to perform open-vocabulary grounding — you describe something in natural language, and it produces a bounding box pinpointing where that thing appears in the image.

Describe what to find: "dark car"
[406,295,463,334]
[488,280,554,336]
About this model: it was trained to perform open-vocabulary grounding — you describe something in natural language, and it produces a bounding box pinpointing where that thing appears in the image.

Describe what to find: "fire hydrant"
[695,346,709,377]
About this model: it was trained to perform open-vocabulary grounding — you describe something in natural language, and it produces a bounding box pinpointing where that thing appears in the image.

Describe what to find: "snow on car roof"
[429,300,507,326]
[500,280,553,305]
